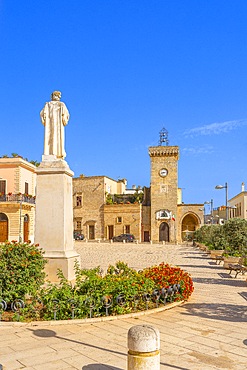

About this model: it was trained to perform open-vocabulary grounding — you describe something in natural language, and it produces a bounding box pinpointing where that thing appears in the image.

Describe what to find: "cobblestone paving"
[0,242,247,370]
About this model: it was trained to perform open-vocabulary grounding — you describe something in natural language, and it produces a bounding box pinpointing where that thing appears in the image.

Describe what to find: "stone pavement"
[0,242,247,370]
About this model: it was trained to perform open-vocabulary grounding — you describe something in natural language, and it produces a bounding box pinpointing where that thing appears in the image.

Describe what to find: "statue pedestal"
[35,159,80,282]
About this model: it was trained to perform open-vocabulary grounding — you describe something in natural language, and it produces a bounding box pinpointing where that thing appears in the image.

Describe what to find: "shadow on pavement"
[183,256,210,260]
[193,276,247,287]
[82,365,121,369]
[239,292,247,301]
[29,328,126,357]
[179,264,220,270]
[30,329,56,337]
[29,330,188,370]
[160,363,188,370]
[180,302,247,322]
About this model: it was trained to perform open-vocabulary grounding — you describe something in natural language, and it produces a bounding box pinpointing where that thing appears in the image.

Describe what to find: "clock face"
[159,168,168,177]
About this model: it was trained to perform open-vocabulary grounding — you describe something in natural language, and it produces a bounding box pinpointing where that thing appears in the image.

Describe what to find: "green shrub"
[39,261,156,320]
[223,218,247,255]
[0,241,47,302]
[194,218,247,255]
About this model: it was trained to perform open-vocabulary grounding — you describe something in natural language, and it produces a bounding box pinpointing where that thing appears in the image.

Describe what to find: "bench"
[228,257,247,278]
[215,255,224,265]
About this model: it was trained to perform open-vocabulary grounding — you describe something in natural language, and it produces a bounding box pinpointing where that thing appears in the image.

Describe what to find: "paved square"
[0,242,246,369]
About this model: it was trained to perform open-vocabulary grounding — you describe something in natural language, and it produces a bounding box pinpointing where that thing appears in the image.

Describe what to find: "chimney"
[242,182,245,192]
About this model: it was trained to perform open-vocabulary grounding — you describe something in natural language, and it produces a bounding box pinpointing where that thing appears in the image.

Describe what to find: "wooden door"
[159,222,169,242]
[89,225,95,240]
[0,213,8,242]
[23,215,29,242]
[144,231,150,242]
[108,225,114,240]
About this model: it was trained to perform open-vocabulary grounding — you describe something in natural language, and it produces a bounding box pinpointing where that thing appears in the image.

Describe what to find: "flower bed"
[0,243,194,322]
[143,263,194,300]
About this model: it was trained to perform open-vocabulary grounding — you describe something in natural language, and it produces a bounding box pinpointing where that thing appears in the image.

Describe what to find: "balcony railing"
[0,194,36,204]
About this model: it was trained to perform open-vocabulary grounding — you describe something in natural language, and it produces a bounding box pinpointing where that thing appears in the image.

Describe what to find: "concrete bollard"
[127,325,160,369]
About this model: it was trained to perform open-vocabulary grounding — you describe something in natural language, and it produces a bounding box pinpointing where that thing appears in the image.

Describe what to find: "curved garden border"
[0,300,184,327]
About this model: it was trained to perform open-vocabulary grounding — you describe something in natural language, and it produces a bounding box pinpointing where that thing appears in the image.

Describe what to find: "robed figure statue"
[40,91,70,159]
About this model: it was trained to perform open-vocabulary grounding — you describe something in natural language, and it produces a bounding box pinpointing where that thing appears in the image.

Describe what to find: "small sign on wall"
[156,209,171,220]
[160,184,168,193]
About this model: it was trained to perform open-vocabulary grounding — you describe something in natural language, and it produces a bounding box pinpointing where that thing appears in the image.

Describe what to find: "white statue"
[40,91,70,159]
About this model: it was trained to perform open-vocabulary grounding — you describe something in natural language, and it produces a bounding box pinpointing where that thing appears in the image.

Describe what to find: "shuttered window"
[0,180,6,194]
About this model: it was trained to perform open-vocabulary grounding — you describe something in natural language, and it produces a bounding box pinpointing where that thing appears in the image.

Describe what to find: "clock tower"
[149,145,179,242]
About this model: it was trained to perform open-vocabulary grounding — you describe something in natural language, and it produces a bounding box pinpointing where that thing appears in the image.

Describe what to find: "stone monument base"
[35,159,80,283]
[44,251,80,282]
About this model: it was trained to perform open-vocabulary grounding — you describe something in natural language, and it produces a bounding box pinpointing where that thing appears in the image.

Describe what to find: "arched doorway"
[0,213,8,242]
[159,222,169,242]
[23,214,29,242]
[181,213,200,241]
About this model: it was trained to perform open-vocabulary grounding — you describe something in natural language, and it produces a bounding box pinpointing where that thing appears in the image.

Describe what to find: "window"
[76,221,82,230]
[125,225,130,233]
[0,180,6,194]
[25,182,29,195]
[76,196,82,207]
[117,217,122,223]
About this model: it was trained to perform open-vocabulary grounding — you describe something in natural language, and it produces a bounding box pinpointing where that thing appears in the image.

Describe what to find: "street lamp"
[204,199,213,216]
[215,182,228,220]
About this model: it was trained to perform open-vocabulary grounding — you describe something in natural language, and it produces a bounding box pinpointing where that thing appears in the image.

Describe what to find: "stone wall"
[73,176,105,239]
[103,203,142,240]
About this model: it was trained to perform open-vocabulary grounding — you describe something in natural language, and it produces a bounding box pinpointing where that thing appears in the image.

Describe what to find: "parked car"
[73,231,84,240]
[112,233,135,242]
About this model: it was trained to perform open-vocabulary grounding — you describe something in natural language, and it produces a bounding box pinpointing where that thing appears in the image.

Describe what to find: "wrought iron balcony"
[0,194,36,204]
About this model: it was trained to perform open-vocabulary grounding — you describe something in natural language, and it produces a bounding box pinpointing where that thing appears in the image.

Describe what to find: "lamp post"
[203,199,213,221]
[205,199,214,216]
[215,182,228,221]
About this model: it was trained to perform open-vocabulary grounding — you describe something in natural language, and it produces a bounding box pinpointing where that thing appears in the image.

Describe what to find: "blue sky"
[1,1,247,210]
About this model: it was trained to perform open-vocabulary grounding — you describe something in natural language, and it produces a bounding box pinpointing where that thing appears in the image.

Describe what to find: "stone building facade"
[73,144,204,243]
[73,175,128,240]
[0,144,204,243]
[103,203,142,241]
[228,182,247,220]
[0,157,36,243]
